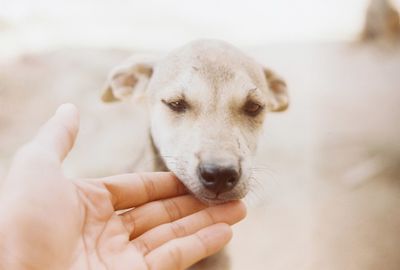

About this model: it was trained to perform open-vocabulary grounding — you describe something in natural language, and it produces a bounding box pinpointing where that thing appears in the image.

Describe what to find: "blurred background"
[1,0,400,269]
[1,0,396,55]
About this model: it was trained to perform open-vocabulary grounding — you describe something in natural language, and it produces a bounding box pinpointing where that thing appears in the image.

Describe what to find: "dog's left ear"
[263,68,289,112]
[102,59,154,102]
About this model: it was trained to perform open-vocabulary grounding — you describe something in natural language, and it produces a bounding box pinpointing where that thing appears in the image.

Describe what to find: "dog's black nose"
[198,163,240,194]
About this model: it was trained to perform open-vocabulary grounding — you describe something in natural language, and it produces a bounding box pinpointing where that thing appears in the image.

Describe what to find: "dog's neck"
[149,133,169,172]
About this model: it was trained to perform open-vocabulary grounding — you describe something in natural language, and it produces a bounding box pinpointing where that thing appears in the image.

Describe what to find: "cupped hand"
[0,104,246,270]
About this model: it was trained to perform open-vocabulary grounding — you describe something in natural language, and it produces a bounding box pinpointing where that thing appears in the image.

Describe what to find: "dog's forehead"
[152,40,266,92]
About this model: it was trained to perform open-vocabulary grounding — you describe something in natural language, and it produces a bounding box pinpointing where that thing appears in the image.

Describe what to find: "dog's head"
[102,40,288,204]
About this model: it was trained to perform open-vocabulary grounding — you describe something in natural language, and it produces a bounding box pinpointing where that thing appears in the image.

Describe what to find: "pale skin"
[0,104,246,270]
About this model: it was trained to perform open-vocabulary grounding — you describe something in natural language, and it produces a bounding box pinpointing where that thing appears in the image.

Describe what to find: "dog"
[101,39,288,269]
[102,39,288,204]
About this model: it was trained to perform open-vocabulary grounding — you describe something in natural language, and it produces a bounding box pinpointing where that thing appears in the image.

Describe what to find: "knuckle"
[167,244,183,270]
[170,221,187,238]
[194,233,210,257]
[202,208,217,224]
[133,238,151,255]
[139,174,157,201]
[162,199,182,222]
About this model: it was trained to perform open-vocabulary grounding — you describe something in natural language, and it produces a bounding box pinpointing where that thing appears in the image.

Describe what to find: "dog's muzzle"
[197,162,241,194]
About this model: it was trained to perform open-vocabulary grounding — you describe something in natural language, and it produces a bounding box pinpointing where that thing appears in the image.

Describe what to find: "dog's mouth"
[198,192,229,205]
[171,169,248,205]
[197,194,239,205]
[172,167,246,205]
[150,137,247,204]
[178,175,247,205]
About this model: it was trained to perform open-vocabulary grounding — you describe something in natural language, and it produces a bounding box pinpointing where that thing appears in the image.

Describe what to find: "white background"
[1,0,400,56]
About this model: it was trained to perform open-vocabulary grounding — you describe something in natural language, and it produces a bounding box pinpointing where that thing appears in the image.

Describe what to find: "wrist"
[0,199,61,270]
[0,203,32,269]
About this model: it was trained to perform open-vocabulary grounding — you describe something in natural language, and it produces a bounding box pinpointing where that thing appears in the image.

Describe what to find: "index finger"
[144,223,232,270]
[98,172,188,210]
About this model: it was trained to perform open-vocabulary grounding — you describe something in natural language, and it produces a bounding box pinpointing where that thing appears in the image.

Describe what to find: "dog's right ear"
[102,60,154,102]
[263,68,289,112]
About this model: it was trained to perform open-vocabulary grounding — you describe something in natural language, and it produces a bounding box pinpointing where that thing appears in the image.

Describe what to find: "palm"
[67,175,245,270]
[1,104,245,270]
[71,180,147,270]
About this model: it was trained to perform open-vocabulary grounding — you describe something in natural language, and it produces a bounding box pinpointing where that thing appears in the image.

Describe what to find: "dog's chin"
[191,188,247,205]
[195,196,236,206]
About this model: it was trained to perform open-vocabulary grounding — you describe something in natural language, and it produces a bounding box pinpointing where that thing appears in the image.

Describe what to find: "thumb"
[31,103,80,163]
[3,103,80,194]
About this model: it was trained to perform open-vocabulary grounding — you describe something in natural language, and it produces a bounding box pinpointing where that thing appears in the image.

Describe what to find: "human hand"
[0,104,246,270]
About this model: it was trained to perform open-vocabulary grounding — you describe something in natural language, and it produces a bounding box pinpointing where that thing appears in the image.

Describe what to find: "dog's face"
[102,40,288,204]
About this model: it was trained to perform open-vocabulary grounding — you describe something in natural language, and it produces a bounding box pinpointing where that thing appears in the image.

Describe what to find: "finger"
[16,103,79,165]
[3,104,80,208]
[120,195,207,239]
[132,201,246,254]
[145,223,232,270]
[97,172,187,210]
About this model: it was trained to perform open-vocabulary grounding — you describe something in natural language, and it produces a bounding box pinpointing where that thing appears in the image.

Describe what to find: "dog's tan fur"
[100,40,289,269]
[102,40,288,205]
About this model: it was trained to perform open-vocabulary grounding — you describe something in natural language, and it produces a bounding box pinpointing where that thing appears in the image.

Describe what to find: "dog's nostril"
[198,163,240,194]
[200,170,217,183]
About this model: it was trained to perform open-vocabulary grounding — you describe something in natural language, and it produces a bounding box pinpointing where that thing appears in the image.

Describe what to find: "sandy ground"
[1,42,400,269]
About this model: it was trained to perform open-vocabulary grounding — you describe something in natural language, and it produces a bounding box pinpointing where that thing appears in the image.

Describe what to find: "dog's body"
[101,39,288,269]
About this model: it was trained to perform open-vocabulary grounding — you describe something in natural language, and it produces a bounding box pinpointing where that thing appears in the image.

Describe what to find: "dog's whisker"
[246,165,285,204]
[250,166,277,174]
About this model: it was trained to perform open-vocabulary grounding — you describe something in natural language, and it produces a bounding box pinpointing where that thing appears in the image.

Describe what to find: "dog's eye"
[162,99,188,113]
[243,101,263,116]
